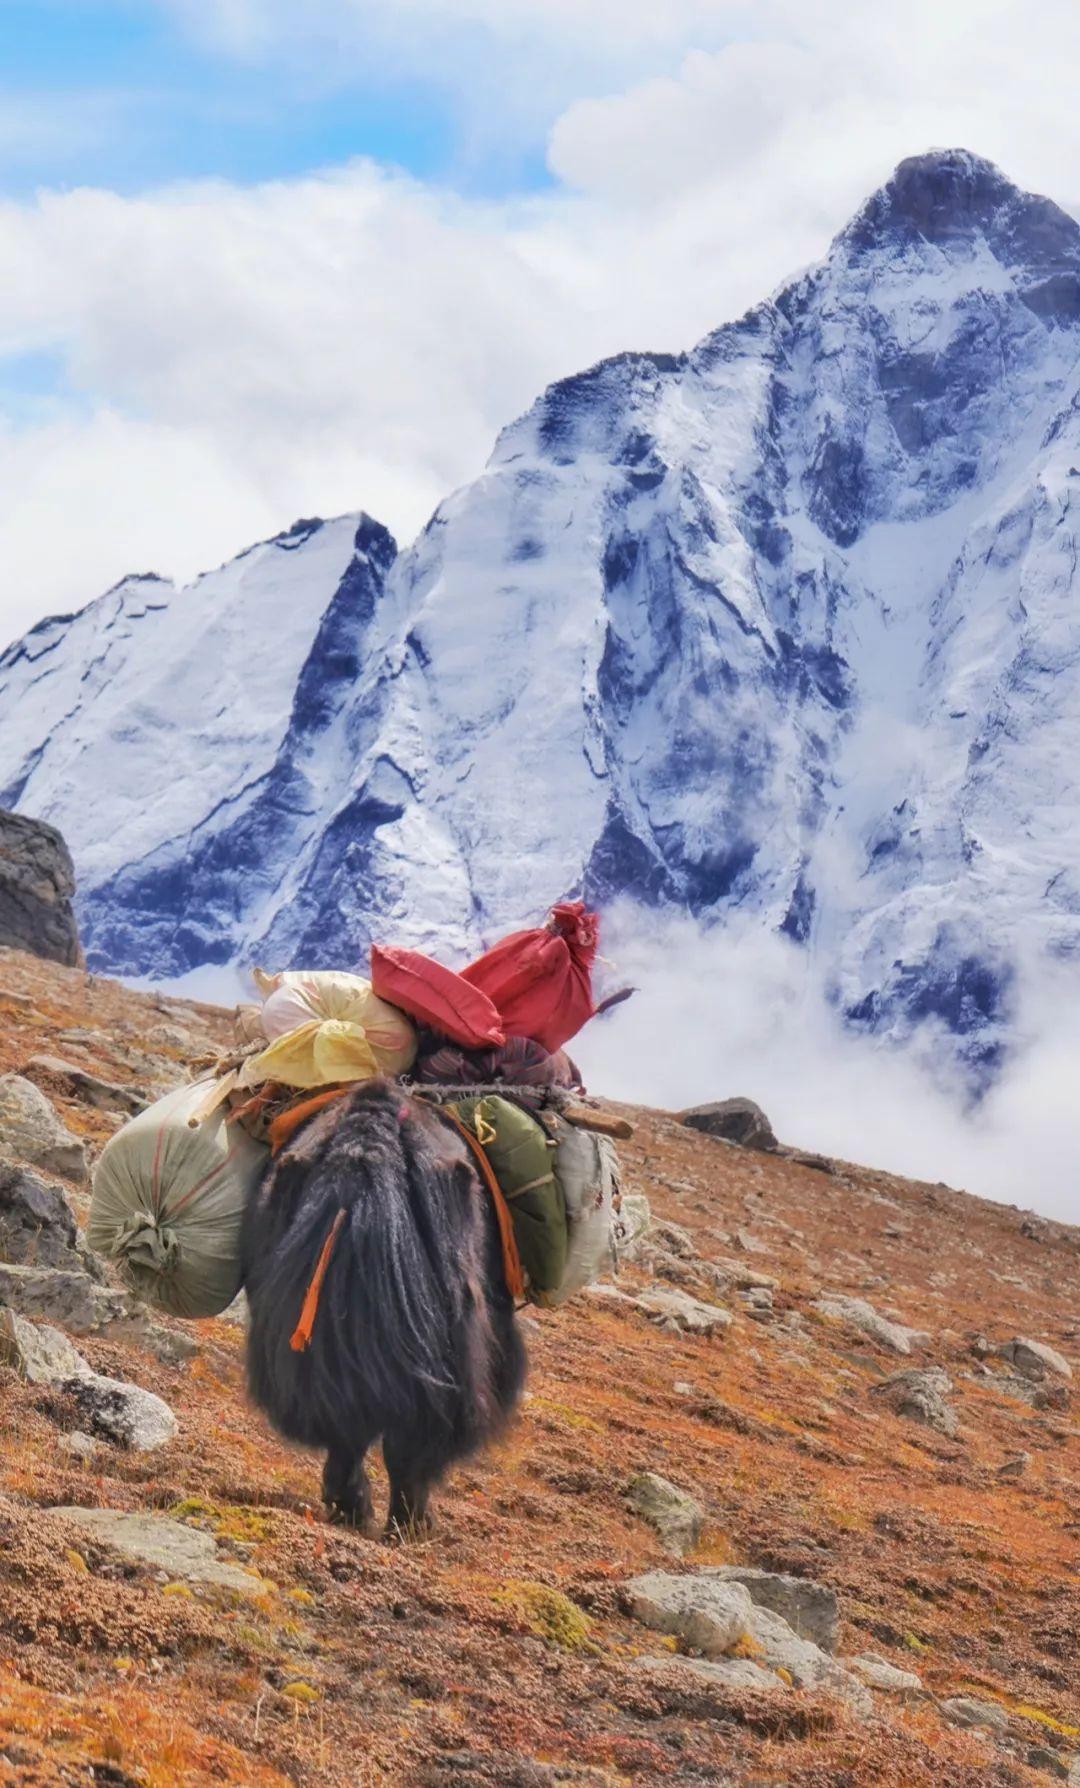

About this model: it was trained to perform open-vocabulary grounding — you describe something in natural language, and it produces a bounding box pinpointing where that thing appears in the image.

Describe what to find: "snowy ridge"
[3,150,1080,1081]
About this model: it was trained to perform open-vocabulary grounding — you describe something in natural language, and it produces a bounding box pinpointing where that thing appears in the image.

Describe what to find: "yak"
[241,1078,526,1535]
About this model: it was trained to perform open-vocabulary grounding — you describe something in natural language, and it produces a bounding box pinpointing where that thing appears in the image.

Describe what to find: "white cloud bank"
[575,911,1080,1225]
[2,0,1080,640]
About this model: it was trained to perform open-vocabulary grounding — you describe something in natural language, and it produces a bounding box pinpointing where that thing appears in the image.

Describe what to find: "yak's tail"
[241,1079,522,1472]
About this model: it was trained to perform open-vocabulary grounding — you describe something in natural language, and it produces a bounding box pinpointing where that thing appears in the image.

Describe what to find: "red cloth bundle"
[370,944,505,1050]
[461,902,599,1054]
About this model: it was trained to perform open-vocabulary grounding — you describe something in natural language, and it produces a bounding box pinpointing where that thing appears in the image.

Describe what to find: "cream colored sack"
[88,1080,269,1319]
[241,969,416,1089]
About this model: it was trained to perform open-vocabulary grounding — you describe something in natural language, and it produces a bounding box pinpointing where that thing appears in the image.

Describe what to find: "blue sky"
[0,0,500,193]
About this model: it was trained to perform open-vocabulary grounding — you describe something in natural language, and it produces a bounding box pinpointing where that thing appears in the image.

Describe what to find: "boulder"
[997,1337,1073,1382]
[59,1372,178,1451]
[680,1099,777,1152]
[625,1571,754,1657]
[704,1566,839,1652]
[626,1472,704,1556]
[813,1293,930,1355]
[0,1164,84,1269]
[0,810,80,966]
[22,1056,146,1117]
[53,1508,258,1593]
[626,1569,865,1709]
[634,1653,787,1695]
[634,1288,732,1336]
[871,1367,959,1438]
[0,1262,132,1333]
[0,1308,90,1383]
[0,1075,88,1182]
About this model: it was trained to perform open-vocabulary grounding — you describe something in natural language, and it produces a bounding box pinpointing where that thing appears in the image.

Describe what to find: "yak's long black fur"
[241,1079,526,1530]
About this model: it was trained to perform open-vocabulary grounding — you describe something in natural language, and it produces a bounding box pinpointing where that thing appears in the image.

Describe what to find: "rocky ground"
[0,943,1077,1787]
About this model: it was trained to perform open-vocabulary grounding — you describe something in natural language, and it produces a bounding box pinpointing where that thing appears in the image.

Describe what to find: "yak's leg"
[321,1444,377,1533]
[383,1433,436,1540]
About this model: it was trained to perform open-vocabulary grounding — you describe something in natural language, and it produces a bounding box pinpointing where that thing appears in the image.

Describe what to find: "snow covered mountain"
[4,149,1080,1084]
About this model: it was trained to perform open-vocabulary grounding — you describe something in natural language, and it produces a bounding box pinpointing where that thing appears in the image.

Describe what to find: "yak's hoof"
[325,1499,378,1537]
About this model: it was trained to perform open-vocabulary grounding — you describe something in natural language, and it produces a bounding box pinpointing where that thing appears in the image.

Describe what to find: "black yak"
[241,1078,526,1535]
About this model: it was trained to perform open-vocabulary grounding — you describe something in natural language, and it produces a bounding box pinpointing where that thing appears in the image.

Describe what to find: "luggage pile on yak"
[88,902,633,1320]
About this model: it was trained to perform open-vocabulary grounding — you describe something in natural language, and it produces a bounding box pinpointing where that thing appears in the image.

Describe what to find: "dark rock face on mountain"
[1,152,1079,1087]
[0,811,80,966]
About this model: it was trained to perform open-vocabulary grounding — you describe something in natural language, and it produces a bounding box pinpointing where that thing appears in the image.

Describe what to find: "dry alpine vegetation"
[0,945,1078,1788]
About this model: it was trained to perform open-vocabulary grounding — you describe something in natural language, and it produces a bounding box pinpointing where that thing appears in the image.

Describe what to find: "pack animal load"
[88,905,637,1319]
[87,1079,269,1318]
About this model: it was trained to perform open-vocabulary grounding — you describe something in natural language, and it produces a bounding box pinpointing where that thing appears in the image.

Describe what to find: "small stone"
[1027,1745,1071,1780]
[634,1288,732,1336]
[0,1075,88,1181]
[997,1452,1030,1480]
[625,1571,754,1657]
[0,1308,90,1383]
[58,1430,98,1461]
[59,1372,178,1451]
[626,1472,704,1556]
[53,1508,261,1593]
[680,1099,777,1152]
[871,1367,959,1437]
[847,1652,925,1697]
[941,1695,1009,1732]
[814,1294,929,1356]
[997,1337,1073,1382]
[704,1566,839,1652]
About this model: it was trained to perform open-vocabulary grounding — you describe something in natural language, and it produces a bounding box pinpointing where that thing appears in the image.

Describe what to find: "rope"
[289,1208,347,1352]
[437,1107,526,1304]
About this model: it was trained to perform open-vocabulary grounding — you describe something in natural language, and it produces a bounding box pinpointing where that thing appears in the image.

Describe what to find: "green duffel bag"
[448,1095,568,1299]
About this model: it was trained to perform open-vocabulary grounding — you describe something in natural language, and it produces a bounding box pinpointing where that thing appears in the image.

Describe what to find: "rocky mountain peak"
[839,147,1080,276]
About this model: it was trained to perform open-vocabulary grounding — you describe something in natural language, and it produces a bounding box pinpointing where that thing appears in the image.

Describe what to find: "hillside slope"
[0,948,1077,1787]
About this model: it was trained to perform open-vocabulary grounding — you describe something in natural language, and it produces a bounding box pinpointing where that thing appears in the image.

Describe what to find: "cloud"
[2,0,1080,644]
[575,907,1080,1224]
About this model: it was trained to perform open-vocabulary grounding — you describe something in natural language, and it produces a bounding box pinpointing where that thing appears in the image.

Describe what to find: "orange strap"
[269,1086,352,1154]
[290,1208,347,1352]
[440,1108,527,1304]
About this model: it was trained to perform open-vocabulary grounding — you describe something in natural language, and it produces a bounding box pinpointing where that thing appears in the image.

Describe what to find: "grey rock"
[997,1336,1073,1382]
[0,1262,132,1333]
[0,1075,88,1182]
[941,1695,1009,1732]
[814,1293,930,1355]
[634,1653,787,1695]
[847,1652,925,1697]
[634,1288,732,1336]
[59,1372,178,1451]
[53,1508,260,1593]
[0,1163,84,1270]
[626,1472,704,1556]
[704,1566,839,1652]
[871,1367,959,1437]
[23,1056,145,1116]
[0,1307,90,1383]
[680,1099,777,1151]
[0,810,80,966]
[626,1571,754,1657]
